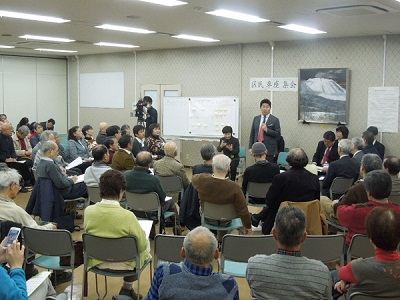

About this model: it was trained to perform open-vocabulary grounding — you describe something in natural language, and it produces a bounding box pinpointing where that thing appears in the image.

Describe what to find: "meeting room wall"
[0,55,68,134]
[68,34,400,165]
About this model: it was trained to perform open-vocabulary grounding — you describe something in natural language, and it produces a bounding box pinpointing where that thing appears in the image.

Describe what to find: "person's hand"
[0,238,7,263]
[334,280,350,294]
[248,149,254,156]
[245,227,252,235]
[261,123,268,132]
[6,241,25,270]
[71,175,78,183]
[5,158,16,162]
[226,144,233,151]
[25,150,32,156]
[220,140,227,148]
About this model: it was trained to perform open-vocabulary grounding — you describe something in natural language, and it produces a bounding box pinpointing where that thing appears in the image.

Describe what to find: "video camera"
[135,98,146,121]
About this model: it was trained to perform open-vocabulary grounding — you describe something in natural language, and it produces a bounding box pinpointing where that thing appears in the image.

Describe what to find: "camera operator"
[142,96,158,136]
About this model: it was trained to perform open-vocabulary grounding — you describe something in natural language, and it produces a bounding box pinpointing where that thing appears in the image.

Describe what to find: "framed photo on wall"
[298,68,350,124]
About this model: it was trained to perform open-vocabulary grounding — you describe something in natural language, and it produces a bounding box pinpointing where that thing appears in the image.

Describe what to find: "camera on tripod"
[135,98,146,122]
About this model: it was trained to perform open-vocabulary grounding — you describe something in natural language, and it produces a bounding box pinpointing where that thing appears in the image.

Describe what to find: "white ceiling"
[0,0,399,57]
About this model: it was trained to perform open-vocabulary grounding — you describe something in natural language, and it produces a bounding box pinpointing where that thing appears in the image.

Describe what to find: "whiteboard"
[163,97,239,137]
[80,72,124,108]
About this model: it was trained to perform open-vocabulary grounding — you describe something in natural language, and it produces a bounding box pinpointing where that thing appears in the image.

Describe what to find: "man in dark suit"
[251,148,320,234]
[312,131,339,166]
[322,139,360,197]
[132,125,150,157]
[362,130,380,156]
[143,96,158,136]
[351,136,364,164]
[367,126,385,159]
[249,99,281,163]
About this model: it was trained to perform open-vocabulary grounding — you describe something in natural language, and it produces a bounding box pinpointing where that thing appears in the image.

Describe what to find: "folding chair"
[301,234,346,266]
[201,202,243,232]
[347,234,374,261]
[219,234,276,277]
[276,152,289,170]
[156,175,184,197]
[125,191,176,234]
[82,233,152,300]
[236,146,246,180]
[88,186,102,204]
[349,292,399,300]
[246,182,272,207]
[329,177,354,200]
[153,234,185,271]
[388,191,400,205]
[22,227,75,300]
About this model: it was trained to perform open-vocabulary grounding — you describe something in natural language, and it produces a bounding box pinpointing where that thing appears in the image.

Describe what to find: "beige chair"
[125,191,176,234]
[219,234,276,277]
[388,191,400,205]
[155,175,184,200]
[349,292,399,299]
[245,182,272,207]
[279,200,328,235]
[153,234,185,271]
[329,177,354,200]
[301,234,346,266]
[87,186,102,204]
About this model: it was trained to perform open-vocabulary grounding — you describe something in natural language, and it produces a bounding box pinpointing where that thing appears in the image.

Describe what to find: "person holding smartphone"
[0,238,28,300]
[217,126,240,181]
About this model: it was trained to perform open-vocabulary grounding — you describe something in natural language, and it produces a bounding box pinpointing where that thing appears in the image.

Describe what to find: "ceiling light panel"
[206,9,269,23]
[172,34,219,42]
[96,24,155,34]
[139,0,187,7]
[0,10,70,23]
[94,42,139,48]
[278,24,326,34]
[19,35,75,42]
[0,45,15,48]
[35,48,77,53]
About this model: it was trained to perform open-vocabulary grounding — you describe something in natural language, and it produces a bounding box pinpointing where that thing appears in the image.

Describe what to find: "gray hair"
[136,151,152,167]
[338,139,353,155]
[275,207,306,247]
[17,125,30,134]
[362,154,382,174]
[41,140,57,154]
[51,131,59,138]
[0,168,21,191]
[200,143,216,161]
[40,130,55,142]
[212,154,231,172]
[286,148,308,168]
[364,170,391,200]
[183,226,217,265]
[352,137,364,151]
[164,141,178,157]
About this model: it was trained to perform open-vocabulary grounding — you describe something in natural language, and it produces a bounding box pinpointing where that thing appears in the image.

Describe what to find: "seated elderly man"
[242,142,280,204]
[146,226,239,300]
[36,141,87,200]
[112,134,135,171]
[246,206,332,299]
[154,141,190,190]
[12,125,32,159]
[192,143,216,175]
[321,139,360,197]
[383,156,400,194]
[95,122,109,145]
[351,137,364,164]
[251,148,320,234]
[192,154,252,241]
[338,170,400,246]
[84,145,111,187]
[0,123,33,191]
[334,207,400,298]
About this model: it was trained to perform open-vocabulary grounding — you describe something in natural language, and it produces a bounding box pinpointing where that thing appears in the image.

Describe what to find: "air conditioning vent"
[317,5,389,17]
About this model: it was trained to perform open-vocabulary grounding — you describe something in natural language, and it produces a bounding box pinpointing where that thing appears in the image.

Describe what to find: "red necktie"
[257,116,266,142]
[322,148,330,165]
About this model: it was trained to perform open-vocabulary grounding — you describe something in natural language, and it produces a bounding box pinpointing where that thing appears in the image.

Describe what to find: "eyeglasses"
[11,182,21,190]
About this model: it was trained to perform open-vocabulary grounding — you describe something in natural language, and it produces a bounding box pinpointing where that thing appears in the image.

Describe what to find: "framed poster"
[298,68,349,124]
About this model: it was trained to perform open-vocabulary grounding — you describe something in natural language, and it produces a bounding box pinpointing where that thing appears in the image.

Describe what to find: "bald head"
[183,226,217,265]
[136,151,153,167]
[164,141,178,157]
[99,122,109,133]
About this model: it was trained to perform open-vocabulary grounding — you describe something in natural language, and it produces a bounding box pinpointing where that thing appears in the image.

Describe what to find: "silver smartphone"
[3,227,21,249]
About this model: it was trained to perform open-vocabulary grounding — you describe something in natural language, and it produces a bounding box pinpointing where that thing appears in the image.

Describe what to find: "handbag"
[60,240,84,267]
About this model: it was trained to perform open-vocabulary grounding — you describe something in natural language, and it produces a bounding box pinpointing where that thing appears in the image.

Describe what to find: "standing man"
[249,99,280,163]
[143,96,158,136]
[367,126,385,159]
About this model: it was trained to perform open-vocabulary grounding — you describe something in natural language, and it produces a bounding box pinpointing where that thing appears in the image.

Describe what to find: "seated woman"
[216,126,240,181]
[104,137,118,164]
[82,125,97,150]
[84,169,150,299]
[65,126,92,172]
[146,123,166,160]
[192,143,216,175]
[334,206,400,299]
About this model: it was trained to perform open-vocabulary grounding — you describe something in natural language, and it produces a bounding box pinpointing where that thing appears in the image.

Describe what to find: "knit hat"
[252,142,267,156]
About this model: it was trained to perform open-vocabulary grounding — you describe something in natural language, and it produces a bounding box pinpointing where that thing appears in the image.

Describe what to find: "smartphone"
[3,227,21,249]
